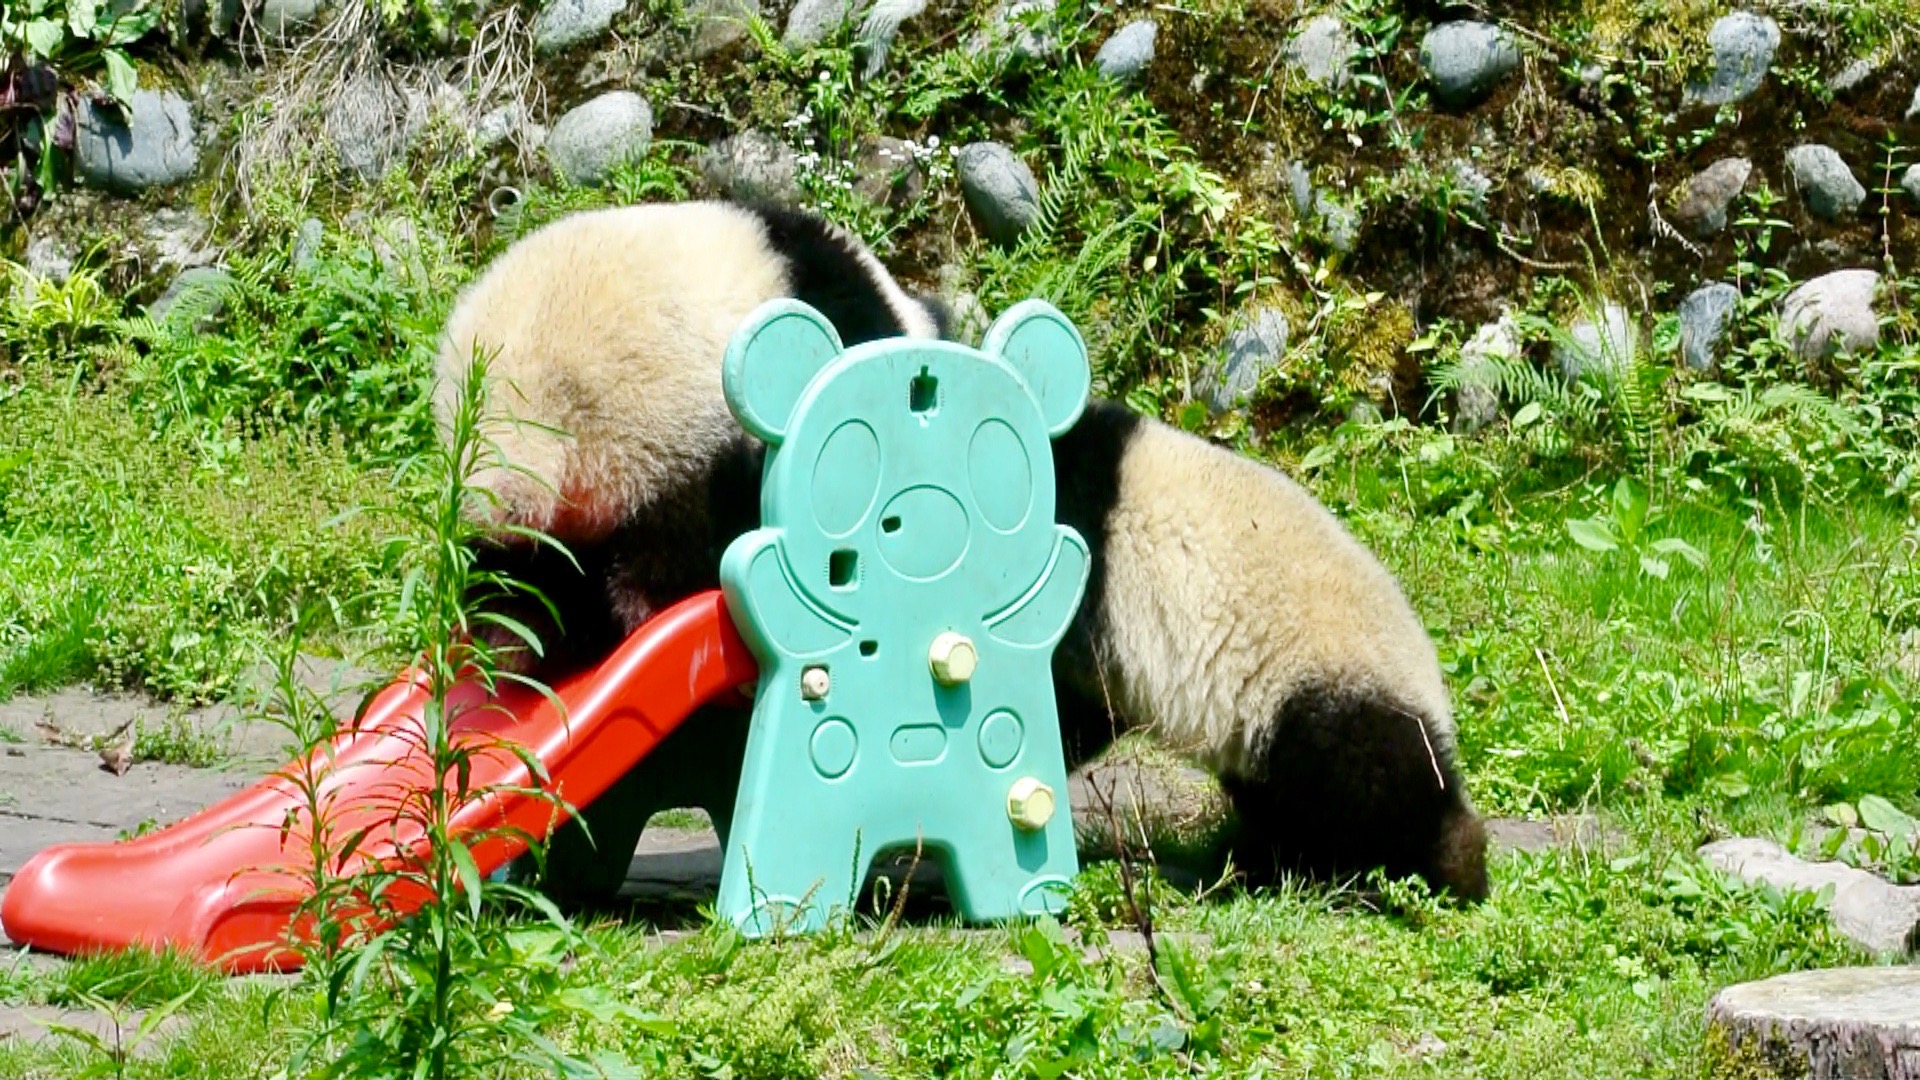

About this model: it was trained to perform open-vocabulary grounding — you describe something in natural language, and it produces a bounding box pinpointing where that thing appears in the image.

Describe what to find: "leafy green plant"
[272,344,667,1079]
[2,0,159,214]
[41,981,199,1080]
[1565,475,1707,580]
[117,231,456,461]
[1810,796,1920,885]
[2,0,152,104]
[0,258,124,387]
[373,0,482,54]
[1312,0,1420,144]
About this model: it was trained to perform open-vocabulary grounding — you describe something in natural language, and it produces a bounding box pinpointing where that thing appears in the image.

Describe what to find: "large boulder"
[1450,312,1520,432]
[533,0,629,54]
[855,0,930,77]
[1284,13,1357,89]
[784,0,856,47]
[1700,837,1920,956]
[1827,54,1880,95]
[546,91,654,186]
[149,266,236,332]
[324,74,414,181]
[73,90,201,194]
[1419,21,1520,108]
[701,130,799,202]
[853,135,931,209]
[1094,20,1157,83]
[689,0,762,56]
[260,0,325,38]
[956,142,1040,247]
[1201,307,1290,412]
[1682,12,1780,108]
[971,0,1059,61]
[1785,144,1867,222]
[1678,283,1741,373]
[1671,157,1751,237]
[1780,270,1881,362]
[1554,302,1638,385]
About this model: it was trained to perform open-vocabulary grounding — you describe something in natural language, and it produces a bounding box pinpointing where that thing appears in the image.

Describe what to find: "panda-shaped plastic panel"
[716,298,1092,937]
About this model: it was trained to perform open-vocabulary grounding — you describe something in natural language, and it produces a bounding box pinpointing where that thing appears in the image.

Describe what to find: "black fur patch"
[1218,686,1490,902]
[466,435,766,680]
[1045,398,1144,769]
[734,200,927,345]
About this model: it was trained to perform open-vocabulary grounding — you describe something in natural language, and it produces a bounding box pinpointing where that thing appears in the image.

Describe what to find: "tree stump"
[1706,967,1920,1080]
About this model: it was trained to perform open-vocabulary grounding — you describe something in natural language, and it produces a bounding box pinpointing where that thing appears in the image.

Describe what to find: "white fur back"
[1084,419,1455,778]
[434,202,796,541]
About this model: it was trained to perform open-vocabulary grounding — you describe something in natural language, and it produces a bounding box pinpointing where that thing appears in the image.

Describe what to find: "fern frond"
[1016,132,1092,255]
[1427,344,1605,432]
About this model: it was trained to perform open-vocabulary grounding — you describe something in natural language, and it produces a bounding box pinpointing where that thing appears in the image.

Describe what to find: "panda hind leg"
[1217,687,1490,903]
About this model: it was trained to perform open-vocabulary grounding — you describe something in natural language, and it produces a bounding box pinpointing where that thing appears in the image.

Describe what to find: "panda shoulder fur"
[1050,400,1490,902]
[432,197,949,674]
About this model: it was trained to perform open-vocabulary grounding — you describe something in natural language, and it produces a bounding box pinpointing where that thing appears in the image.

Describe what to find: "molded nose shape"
[928,631,977,685]
[1006,777,1056,830]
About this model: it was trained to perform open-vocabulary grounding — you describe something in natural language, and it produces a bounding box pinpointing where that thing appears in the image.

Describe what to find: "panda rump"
[1050,401,1489,901]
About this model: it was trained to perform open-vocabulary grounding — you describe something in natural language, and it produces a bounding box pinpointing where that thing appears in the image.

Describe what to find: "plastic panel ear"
[723,299,847,444]
[981,300,1090,437]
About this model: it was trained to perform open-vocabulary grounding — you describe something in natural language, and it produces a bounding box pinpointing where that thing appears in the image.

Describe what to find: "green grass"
[0,379,399,706]
[0,836,1878,1078]
[0,408,1909,1077]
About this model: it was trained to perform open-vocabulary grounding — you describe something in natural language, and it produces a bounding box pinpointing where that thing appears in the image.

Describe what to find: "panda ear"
[982,299,1090,437]
[724,299,846,444]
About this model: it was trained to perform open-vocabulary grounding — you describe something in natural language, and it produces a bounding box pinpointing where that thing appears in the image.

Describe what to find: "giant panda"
[433,197,1490,907]
[435,197,950,678]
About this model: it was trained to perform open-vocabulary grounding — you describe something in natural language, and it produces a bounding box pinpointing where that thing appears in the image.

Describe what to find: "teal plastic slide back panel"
[715,297,1093,936]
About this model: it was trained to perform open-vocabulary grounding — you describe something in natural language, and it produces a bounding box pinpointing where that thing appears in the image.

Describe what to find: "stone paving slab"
[0,745,252,886]
[0,1000,186,1049]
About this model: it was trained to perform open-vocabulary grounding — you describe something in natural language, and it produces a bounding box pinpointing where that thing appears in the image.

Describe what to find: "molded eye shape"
[810,419,882,539]
[967,418,1034,533]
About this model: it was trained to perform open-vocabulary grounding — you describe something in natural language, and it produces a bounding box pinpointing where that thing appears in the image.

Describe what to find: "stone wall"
[6,0,1918,424]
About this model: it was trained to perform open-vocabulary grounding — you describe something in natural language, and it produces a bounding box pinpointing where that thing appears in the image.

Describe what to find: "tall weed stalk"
[261,347,662,1078]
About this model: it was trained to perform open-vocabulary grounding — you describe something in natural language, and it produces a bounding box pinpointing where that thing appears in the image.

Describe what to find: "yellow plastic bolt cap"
[928,631,977,685]
[800,666,831,700]
[1006,777,1056,831]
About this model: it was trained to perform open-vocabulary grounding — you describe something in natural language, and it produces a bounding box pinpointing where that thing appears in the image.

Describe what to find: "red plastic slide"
[0,590,757,975]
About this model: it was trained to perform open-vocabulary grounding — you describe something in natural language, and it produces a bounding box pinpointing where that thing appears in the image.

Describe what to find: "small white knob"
[800,666,831,700]
[1006,777,1055,830]
[928,632,977,685]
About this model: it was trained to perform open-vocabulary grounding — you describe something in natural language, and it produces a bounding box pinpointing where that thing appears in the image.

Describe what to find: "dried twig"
[220,0,541,221]
[871,831,923,943]
[1647,174,1706,260]
[1536,646,1572,726]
